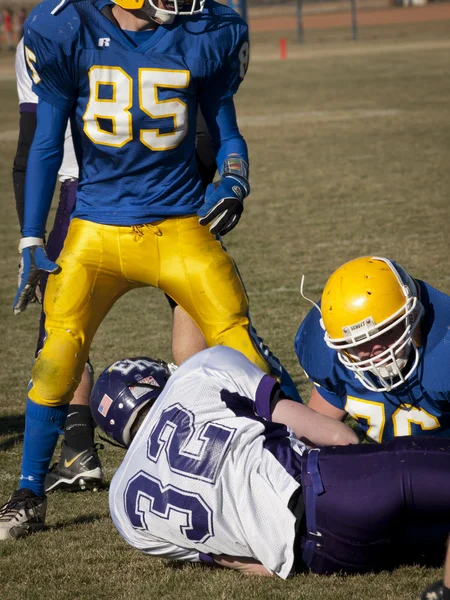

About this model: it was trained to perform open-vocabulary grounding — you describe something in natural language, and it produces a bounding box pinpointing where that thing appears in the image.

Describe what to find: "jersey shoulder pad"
[196,0,248,48]
[23,0,80,108]
[203,0,248,25]
[294,307,338,385]
[173,346,267,404]
[418,282,450,394]
[24,0,81,47]
[419,280,450,331]
[15,38,38,106]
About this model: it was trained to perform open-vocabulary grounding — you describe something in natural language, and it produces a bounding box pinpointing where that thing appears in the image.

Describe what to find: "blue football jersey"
[23,0,249,225]
[294,281,450,442]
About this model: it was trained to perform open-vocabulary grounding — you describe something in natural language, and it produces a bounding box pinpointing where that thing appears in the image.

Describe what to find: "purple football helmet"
[90,357,171,448]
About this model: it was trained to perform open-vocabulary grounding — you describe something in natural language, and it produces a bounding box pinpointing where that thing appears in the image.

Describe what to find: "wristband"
[18,237,44,252]
[222,157,249,182]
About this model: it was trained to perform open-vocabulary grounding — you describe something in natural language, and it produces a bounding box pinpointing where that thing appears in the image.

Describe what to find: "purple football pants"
[297,436,450,574]
[36,178,78,355]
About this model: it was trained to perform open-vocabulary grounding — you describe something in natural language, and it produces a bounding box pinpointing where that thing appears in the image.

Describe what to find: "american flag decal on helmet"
[98,393,113,416]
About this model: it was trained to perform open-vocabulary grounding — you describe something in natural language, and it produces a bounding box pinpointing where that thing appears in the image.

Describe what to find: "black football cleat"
[421,580,444,600]
[0,488,47,540]
[45,441,104,493]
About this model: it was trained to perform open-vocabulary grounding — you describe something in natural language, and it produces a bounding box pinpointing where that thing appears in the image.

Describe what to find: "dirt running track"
[249,3,450,32]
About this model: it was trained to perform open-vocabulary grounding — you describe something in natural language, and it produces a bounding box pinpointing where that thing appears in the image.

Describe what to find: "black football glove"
[198,174,250,236]
[421,579,445,600]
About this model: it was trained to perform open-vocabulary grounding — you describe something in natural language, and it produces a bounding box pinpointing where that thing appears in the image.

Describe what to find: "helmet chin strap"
[139,1,176,24]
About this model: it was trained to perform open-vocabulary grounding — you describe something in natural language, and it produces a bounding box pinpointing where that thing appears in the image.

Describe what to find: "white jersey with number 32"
[109,347,305,579]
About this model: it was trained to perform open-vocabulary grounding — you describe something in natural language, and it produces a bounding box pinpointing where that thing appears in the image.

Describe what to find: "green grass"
[1,21,450,600]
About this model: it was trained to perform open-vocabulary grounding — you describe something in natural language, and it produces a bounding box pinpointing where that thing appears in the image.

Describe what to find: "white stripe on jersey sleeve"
[15,38,79,181]
[16,38,39,106]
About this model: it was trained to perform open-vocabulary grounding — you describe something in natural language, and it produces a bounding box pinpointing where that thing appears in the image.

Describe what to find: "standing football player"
[0,0,300,539]
[295,256,450,442]
[91,346,450,577]
[13,36,211,494]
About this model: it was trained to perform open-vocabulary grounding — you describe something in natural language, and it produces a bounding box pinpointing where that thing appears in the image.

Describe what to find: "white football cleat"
[0,488,47,540]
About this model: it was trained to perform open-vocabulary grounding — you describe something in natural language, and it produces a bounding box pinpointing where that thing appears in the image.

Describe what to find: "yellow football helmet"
[319,256,424,392]
[111,0,205,22]
[51,0,204,20]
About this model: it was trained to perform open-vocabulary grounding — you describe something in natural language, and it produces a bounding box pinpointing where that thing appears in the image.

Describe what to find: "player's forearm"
[22,100,69,238]
[199,95,248,172]
[12,110,37,229]
[212,554,273,576]
[272,398,359,446]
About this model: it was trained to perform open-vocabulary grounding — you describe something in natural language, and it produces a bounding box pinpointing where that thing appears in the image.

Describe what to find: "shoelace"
[131,223,162,241]
[0,494,42,520]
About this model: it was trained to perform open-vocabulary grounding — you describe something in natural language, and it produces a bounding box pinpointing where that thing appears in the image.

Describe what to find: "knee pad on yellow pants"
[29,329,87,407]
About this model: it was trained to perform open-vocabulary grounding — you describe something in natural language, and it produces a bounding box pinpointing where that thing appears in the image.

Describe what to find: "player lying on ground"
[1,0,301,540]
[90,347,449,577]
[12,37,211,493]
[295,256,450,443]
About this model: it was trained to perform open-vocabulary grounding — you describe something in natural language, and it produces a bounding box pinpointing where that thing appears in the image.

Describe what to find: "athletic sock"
[443,585,450,600]
[63,404,95,452]
[19,398,68,496]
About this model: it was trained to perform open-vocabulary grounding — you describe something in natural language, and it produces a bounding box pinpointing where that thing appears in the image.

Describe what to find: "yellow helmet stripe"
[113,0,145,10]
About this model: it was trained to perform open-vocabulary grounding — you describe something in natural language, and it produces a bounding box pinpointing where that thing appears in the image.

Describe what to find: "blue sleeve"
[23,20,76,111]
[294,310,347,410]
[199,23,249,173]
[22,99,70,238]
[199,96,248,174]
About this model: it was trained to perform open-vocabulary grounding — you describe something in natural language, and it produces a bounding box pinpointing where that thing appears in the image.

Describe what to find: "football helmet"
[111,0,205,24]
[51,0,204,21]
[90,357,172,447]
[319,257,424,392]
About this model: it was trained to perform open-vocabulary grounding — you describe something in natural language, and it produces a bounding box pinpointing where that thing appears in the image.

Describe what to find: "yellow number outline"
[392,404,440,437]
[24,45,41,84]
[138,68,190,152]
[345,396,386,443]
[83,66,132,148]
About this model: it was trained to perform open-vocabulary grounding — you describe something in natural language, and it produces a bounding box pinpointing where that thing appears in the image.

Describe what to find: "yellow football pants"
[30,216,272,406]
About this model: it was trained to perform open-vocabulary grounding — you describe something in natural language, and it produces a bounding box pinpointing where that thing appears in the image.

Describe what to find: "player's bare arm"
[272,393,358,446]
[307,386,347,421]
[212,555,273,576]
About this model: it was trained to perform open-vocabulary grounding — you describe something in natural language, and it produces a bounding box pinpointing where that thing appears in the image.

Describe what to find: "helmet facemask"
[326,296,423,392]
[301,257,425,393]
[321,257,424,392]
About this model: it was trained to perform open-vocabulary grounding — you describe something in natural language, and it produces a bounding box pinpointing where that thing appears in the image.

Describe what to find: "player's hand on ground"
[14,238,59,315]
[198,175,250,236]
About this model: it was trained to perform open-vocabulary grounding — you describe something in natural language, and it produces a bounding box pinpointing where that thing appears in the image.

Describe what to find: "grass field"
[1,18,450,600]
